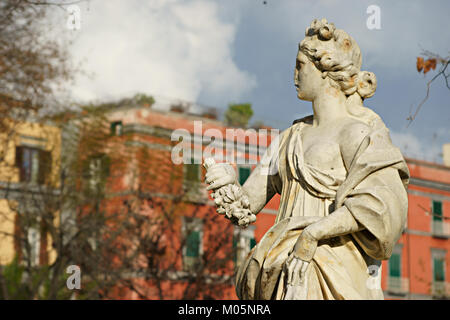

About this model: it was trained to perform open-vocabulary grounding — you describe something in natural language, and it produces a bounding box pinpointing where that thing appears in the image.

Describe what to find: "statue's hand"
[203,159,255,228]
[284,254,309,283]
[283,255,309,300]
[282,228,318,299]
[205,162,237,191]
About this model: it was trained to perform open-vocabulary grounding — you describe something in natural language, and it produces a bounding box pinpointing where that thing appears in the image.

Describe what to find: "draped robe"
[235,116,410,300]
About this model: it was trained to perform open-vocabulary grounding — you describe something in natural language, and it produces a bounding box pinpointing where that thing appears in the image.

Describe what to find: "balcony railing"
[432,281,450,298]
[432,221,450,238]
[387,277,409,295]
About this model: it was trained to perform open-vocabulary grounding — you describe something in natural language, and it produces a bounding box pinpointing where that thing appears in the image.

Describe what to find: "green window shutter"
[250,238,256,250]
[186,231,200,257]
[185,158,200,182]
[232,235,237,249]
[101,155,111,178]
[434,258,445,282]
[389,253,401,278]
[239,167,251,185]
[232,235,237,263]
[432,201,443,221]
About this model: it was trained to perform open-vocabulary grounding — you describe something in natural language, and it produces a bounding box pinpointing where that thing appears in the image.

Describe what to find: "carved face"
[294,51,325,102]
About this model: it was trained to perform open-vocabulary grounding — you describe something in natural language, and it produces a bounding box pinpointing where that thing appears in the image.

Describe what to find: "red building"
[91,100,278,299]
[83,99,449,300]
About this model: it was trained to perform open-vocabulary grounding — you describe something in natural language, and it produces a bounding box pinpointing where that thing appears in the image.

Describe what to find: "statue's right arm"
[241,161,279,216]
[205,131,283,219]
[242,130,283,216]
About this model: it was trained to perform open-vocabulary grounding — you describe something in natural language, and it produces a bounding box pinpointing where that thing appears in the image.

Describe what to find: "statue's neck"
[311,90,348,127]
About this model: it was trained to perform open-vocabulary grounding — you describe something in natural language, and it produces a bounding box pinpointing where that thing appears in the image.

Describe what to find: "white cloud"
[64,0,256,104]
[390,130,444,163]
[390,131,423,156]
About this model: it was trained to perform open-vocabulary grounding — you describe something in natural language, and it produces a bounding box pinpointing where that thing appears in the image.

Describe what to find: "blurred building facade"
[381,156,450,299]
[73,99,279,299]
[0,118,60,266]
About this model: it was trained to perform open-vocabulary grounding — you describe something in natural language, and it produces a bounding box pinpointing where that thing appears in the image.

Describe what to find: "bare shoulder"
[340,118,371,141]
[338,118,372,169]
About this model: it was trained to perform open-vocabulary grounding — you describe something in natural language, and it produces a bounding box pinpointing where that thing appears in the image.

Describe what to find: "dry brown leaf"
[417,56,424,72]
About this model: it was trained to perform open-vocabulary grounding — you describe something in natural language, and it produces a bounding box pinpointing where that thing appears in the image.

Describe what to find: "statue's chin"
[297,92,311,102]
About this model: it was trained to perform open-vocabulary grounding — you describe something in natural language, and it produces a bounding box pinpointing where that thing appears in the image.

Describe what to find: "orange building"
[82,99,278,299]
[381,157,450,299]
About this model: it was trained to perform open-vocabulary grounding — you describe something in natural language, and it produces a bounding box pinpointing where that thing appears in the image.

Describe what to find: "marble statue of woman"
[204,18,410,300]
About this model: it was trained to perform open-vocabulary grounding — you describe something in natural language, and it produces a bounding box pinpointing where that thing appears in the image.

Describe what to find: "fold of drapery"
[336,123,410,260]
[235,216,384,300]
[287,122,346,199]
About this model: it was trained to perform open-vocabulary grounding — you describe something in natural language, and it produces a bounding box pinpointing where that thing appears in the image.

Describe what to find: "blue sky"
[56,0,449,163]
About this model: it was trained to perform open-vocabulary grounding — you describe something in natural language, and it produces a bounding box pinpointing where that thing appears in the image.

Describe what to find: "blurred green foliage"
[224,103,254,128]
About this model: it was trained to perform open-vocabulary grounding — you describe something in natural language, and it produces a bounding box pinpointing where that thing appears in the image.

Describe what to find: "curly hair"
[299,18,377,100]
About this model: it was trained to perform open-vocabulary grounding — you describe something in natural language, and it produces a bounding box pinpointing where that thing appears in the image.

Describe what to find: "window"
[89,157,103,191]
[185,157,201,182]
[27,227,41,267]
[433,257,445,282]
[15,146,51,185]
[183,157,206,203]
[83,154,110,194]
[389,253,401,278]
[432,200,445,237]
[431,249,447,298]
[250,237,257,250]
[387,245,408,294]
[433,200,443,221]
[233,226,256,268]
[186,229,200,258]
[182,217,203,272]
[238,166,251,185]
[110,121,123,136]
[14,215,48,266]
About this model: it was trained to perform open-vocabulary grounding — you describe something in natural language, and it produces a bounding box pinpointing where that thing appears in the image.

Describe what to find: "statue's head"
[295,18,377,103]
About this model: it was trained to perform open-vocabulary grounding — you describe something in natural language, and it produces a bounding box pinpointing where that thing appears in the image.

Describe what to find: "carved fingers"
[283,255,310,299]
[285,255,309,286]
[205,163,236,191]
[282,228,318,299]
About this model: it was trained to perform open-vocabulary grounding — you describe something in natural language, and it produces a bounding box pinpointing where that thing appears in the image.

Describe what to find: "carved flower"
[212,184,256,228]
